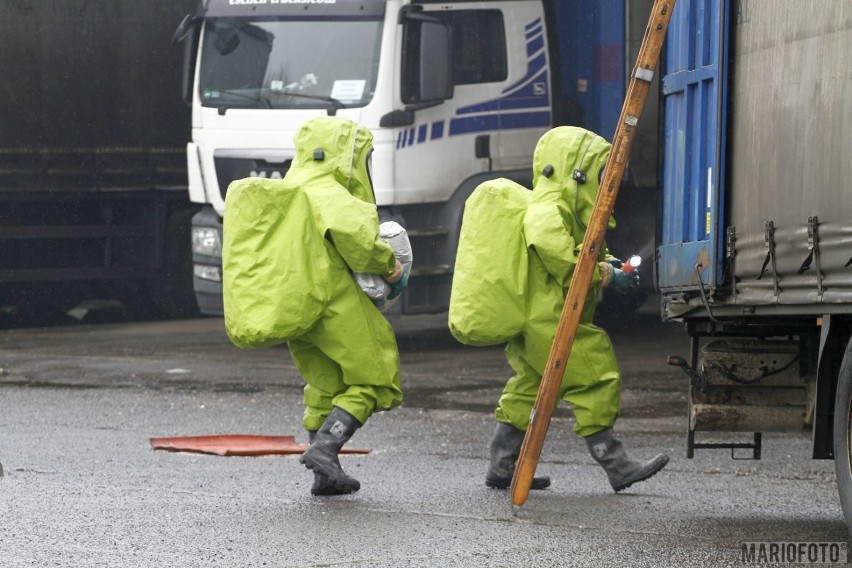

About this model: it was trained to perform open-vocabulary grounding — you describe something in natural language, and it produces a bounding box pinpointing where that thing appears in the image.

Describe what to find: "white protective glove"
[355,222,413,312]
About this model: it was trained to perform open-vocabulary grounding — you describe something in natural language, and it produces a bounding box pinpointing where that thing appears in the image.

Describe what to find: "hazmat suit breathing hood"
[530,126,614,236]
[290,116,376,205]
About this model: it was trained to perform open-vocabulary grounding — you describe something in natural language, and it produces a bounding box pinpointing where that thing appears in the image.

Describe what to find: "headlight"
[194,264,221,282]
[192,227,222,256]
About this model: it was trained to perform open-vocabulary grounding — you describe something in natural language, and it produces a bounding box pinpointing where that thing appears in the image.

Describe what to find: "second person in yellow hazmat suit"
[449,126,669,493]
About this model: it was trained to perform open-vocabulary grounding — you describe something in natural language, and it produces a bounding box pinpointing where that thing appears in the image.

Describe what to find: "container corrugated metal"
[658,0,729,293]
[658,0,852,314]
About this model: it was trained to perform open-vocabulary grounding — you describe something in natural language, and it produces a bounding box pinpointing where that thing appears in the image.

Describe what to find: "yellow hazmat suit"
[223,117,402,431]
[450,126,620,437]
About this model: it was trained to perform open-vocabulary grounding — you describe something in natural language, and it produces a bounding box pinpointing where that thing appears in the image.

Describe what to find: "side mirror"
[171,14,194,45]
[173,16,201,105]
[400,8,453,106]
[418,21,453,102]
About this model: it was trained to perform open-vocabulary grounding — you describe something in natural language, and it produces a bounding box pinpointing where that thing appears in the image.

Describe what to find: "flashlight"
[621,255,642,274]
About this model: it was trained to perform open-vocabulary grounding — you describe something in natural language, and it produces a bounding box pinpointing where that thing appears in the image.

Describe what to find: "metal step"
[406,227,449,238]
[403,223,452,314]
[410,264,451,277]
[687,431,762,460]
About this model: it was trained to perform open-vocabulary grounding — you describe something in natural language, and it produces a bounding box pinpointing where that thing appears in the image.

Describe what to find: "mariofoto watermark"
[741,541,848,564]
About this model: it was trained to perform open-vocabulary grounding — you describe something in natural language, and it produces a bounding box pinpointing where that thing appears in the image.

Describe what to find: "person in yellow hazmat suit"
[449,126,668,493]
[222,117,408,496]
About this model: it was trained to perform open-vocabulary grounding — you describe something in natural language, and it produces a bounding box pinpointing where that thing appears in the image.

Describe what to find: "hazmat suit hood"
[290,116,376,204]
[530,126,614,236]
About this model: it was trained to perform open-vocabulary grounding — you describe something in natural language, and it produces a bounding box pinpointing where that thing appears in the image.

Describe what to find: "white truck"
[174,0,657,315]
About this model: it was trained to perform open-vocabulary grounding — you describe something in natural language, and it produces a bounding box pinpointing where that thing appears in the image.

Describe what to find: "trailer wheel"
[833,336,852,535]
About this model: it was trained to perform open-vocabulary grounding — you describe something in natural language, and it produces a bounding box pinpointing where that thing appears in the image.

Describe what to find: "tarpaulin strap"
[757,253,771,280]
[757,220,780,297]
[796,251,813,274]
[725,226,737,300]
[796,216,824,300]
[757,222,773,280]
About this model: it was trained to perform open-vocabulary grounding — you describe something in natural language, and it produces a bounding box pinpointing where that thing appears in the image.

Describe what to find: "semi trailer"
[0,0,199,319]
[657,0,852,531]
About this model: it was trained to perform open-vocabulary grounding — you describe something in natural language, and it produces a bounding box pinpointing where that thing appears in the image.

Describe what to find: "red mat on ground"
[150,435,371,457]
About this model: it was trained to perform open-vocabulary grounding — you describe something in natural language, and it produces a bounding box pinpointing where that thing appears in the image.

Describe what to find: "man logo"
[250,170,285,179]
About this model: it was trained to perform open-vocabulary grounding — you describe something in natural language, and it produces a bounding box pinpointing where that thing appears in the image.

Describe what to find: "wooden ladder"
[511,0,678,508]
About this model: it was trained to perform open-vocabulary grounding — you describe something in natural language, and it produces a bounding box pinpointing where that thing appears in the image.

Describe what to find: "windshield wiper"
[207,88,347,116]
[210,89,272,115]
[273,89,346,116]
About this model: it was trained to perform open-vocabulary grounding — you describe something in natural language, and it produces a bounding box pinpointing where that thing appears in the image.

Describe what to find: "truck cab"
[177,0,553,315]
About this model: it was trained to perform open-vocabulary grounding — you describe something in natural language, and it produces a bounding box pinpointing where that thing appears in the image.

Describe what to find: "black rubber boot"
[585,427,669,492]
[485,422,551,490]
[300,407,362,494]
[306,431,338,496]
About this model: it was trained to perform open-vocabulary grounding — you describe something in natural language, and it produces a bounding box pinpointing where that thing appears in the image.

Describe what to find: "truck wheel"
[833,335,852,535]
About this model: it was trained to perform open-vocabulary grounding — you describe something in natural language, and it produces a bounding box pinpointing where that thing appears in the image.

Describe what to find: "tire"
[832,336,852,535]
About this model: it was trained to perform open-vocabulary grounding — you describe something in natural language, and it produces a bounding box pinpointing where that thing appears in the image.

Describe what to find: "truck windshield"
[199,17,383,110]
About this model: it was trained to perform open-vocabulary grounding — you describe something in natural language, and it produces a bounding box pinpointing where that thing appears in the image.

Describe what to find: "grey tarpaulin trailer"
[657,0,852,533]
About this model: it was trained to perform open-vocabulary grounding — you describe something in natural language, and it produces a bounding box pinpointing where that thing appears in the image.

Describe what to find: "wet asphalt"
[0,298,848,567]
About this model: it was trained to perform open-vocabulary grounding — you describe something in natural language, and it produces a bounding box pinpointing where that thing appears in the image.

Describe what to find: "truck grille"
[214,157,292,200]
